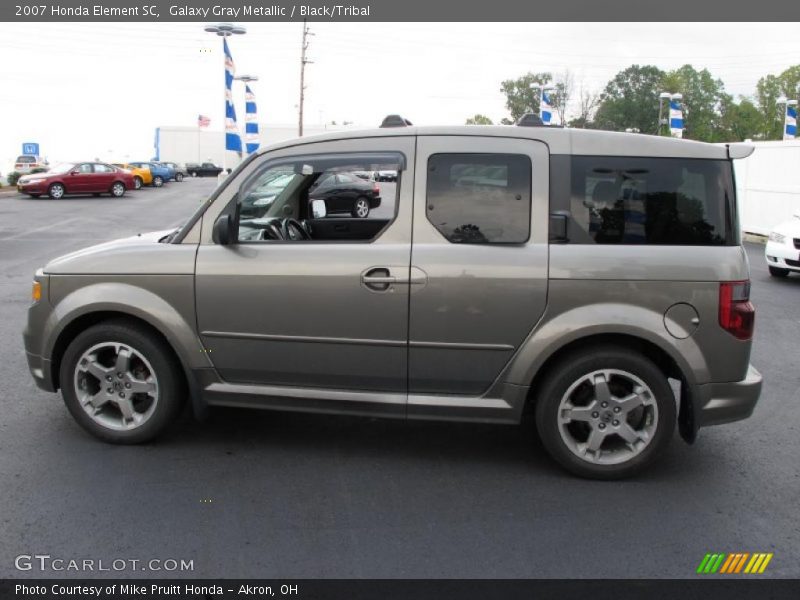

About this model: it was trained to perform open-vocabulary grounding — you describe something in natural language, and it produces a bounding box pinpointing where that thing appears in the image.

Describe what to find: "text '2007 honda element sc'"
[23,116,762,479]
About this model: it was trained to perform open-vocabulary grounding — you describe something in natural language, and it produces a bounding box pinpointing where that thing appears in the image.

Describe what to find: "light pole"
[203,23,246,172]
[776,96,798,140]
[529,83,556,125]
[659,92,683,137]
[235,74,259,154]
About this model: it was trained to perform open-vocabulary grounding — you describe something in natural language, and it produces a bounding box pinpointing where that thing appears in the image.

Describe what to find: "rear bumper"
[695,364,762,428]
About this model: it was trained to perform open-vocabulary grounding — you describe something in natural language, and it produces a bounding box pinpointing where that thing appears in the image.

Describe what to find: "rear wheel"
[110,182,126,197]
[175,172,184,182]
[48,183,65,199]
[59,320,184,444]
[152,176,164,187]
[769,266,790,277]
[534,346,676,479]
[133,176,142,190]
[352,196,371,218]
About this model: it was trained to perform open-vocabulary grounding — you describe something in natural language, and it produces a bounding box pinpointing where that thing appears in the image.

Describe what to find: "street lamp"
[203,23,247,172]
[658,92,683,137]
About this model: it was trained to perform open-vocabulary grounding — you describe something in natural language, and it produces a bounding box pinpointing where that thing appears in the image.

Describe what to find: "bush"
[7,172,21,186]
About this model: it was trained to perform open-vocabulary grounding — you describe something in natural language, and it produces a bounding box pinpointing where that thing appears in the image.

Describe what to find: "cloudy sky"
[2,22,800,168]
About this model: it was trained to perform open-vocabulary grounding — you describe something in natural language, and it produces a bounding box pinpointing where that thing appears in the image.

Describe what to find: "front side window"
[235,153,403,243]
[426,153,532,244]
[569,156,735,245]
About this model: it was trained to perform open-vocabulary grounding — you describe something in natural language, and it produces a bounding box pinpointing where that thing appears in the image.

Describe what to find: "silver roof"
[259,124,734,160]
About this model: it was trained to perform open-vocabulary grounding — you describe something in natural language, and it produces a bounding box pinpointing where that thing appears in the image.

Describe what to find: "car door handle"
[362,267,397,292]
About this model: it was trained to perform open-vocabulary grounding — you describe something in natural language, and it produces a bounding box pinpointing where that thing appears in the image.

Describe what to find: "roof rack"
[380,114,413,128]
[515,113,544,127]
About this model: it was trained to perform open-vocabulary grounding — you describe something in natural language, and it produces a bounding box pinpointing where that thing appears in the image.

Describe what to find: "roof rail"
[380,114,413,128]
[515,113,544,127]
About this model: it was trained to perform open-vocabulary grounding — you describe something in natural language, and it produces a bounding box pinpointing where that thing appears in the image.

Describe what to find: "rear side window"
[569,156,735,245]
[427,153,531,244]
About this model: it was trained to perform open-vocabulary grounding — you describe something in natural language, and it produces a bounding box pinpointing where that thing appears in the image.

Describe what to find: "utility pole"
[299,19,313,137]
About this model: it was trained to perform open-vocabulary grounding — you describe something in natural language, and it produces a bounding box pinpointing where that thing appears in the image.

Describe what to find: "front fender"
[44,278,211,376]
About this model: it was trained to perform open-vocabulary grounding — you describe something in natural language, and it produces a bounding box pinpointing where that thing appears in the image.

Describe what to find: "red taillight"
[373,184,379,195]
[719,281,755,340]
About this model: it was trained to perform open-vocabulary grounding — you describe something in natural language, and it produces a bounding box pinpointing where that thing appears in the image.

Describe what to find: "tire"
[769,266,790,278]
[190,171,197,178]
[48,183,65,199]
[59,320,184,444]
[175,173,184,182]
[352,196,371,218]
[133,176,142,190]
[534,345,676,479]
[152,176,164,187]
[110,182,126,197]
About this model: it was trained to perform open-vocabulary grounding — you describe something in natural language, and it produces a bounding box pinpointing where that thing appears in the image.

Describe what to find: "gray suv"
[22,119,762,479]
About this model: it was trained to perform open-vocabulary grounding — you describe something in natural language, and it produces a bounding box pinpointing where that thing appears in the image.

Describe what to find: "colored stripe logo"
[697,552,773,574]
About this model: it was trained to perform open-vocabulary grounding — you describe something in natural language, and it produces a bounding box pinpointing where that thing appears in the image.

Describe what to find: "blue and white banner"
[540,89,553,125]
[784,104,797,140]
[669,99,683,138]
[223,38,242,154]
[244,85,260,155]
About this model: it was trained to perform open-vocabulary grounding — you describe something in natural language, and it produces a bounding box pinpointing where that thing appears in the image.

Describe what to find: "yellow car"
[112,163,152,190]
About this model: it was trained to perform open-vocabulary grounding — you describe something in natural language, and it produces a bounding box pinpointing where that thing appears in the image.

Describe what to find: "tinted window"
[569,156,735,246]
[426,153,531,244]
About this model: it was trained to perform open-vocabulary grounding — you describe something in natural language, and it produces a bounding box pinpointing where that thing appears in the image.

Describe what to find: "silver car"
[22,118,762,479]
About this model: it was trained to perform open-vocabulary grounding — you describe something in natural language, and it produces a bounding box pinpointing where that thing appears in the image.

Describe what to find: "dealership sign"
[22,142,39,155]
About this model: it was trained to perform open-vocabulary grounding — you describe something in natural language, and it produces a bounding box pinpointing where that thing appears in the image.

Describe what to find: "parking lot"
[0,179,798,578]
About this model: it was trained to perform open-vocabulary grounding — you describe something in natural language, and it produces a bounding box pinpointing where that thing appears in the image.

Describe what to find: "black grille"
[786,258,800,267]
[794,238,800,250]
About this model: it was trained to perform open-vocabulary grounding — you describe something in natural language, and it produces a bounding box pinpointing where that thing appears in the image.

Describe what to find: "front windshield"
[46,163,75,174]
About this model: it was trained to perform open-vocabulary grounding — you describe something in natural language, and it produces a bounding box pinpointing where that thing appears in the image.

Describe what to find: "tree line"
[465,64,800,142]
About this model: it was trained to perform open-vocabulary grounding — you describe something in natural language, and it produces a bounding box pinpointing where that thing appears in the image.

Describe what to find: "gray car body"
[23,125,762,441]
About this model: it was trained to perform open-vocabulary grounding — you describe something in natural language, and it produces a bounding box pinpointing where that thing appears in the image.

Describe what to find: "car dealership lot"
[0,179,798,578]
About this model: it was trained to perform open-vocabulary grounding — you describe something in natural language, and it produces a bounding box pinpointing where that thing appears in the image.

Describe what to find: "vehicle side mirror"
[549,212,569,243]
[311,199,327,219]
[212,214,237,245]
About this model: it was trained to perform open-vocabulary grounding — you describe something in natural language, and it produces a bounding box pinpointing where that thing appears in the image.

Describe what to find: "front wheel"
[534,346,676,479]
[59,320,184,444]
[110,182,126,197]
[769,266,790,278]
[48,183,65,199]
[352,196,371,218]
[133,176,142,190]
[175,173,184,182]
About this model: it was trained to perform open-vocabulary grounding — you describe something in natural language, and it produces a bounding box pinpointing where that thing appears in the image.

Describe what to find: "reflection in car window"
[426,153,531,244]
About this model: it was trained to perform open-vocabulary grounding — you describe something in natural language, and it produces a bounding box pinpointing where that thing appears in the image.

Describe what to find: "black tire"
[534,345,676,480]
[133,176,142,190]
[59,320,184,444]
[175,173,184,182]
[351,196,371,218]
[110,181,126,198]
[152,176,164,187]
[769,266,790,278]
[48,183,65,199]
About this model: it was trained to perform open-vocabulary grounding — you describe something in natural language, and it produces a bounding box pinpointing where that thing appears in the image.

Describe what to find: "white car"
[765,211,800,277]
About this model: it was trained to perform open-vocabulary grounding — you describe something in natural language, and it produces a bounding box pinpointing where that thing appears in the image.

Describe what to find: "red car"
[17,162,136,199]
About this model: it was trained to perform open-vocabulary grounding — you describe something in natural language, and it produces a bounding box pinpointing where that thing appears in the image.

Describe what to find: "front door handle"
[362,267,395,291]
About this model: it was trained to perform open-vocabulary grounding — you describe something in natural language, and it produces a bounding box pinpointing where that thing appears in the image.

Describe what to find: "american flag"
[197,114,211,128]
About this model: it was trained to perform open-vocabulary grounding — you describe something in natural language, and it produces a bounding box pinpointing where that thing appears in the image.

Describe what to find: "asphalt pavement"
[0,180,798,578]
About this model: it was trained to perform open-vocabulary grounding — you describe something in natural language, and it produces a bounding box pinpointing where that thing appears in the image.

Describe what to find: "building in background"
[154,123,354,166]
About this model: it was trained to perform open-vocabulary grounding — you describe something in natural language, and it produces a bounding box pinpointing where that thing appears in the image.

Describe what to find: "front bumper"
[765,240,800,271]
[17,182,46,194]
[25,351,55,392]
[695,364,762,428]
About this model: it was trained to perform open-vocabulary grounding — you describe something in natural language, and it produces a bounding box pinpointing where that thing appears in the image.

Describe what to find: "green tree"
[499,72,552,124]
[593,65,665,134]
[662,65,730,142]
[465,114,494,125]
[720,97,762,141]
[755,73,784,140]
